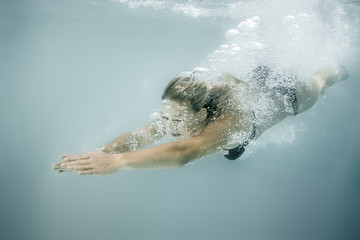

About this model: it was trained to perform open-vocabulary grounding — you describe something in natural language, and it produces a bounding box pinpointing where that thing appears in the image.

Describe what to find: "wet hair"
[161,74,240,123]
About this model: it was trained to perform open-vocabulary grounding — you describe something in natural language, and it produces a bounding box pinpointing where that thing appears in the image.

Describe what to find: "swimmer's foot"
[337,65,349,82]
[318,66,348,95]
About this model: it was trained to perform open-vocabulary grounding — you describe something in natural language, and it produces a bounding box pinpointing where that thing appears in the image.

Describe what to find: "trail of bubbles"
[110,0,246,18]
[111,0,359,77]
[190,0,358,149]
[111,0,359,150]
[197,1,358,78]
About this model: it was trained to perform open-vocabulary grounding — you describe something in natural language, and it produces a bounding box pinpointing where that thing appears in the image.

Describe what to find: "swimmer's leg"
[296,67,349,114]
[313,66,349,93]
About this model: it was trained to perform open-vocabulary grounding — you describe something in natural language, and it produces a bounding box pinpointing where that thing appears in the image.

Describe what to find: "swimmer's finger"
[63,160,92,167]
[52,162,65,170]
[58,169,72,173]
[68,165,94,171]
[79,170,96,175]
[52,164,74,171]
[63,154,90,162]
[60,154,87,159]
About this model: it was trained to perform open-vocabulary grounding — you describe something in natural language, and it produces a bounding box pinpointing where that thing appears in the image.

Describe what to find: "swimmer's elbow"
[169,145,191,168]
[178,153,192,167]
[175,142,203,167]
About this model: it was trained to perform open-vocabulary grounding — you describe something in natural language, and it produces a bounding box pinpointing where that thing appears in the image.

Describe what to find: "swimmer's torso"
[220,67,300,158]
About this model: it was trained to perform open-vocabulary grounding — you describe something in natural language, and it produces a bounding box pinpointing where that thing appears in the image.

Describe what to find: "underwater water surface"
[0,0,359,240]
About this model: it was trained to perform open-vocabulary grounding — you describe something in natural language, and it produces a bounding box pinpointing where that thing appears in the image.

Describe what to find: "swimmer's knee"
[310,75,325,93]
[312,69,340,93]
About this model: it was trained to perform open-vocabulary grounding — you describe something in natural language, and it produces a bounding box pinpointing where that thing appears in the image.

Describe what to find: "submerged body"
[221,66,345,159]
[52,66,348,175]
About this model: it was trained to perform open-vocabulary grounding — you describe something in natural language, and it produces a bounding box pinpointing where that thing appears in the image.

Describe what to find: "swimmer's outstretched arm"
[52,113,239,175]
[121,113,236,169]
[102,119,165,153]
[52,118,164,172]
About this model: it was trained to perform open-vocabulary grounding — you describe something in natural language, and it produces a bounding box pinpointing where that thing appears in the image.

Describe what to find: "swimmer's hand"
[52,151,125,175]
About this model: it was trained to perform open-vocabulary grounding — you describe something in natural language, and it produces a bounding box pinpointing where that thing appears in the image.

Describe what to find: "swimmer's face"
[160,99,207,141]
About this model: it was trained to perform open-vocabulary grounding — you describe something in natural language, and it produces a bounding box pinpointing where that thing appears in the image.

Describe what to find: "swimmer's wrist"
[113,153,131,170]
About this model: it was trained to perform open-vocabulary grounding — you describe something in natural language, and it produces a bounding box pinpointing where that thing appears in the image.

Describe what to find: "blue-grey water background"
[0,0,359,240]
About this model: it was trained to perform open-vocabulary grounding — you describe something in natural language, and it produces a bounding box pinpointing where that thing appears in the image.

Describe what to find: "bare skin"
[52,68,348,175]
[52,110,244,174]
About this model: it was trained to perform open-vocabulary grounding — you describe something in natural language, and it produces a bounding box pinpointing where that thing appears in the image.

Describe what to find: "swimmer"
[52,66,349,175]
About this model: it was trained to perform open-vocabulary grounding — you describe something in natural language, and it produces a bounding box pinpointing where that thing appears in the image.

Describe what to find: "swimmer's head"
[160,99,207,140]
[161,75,234,139]
[161,74,209,112]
